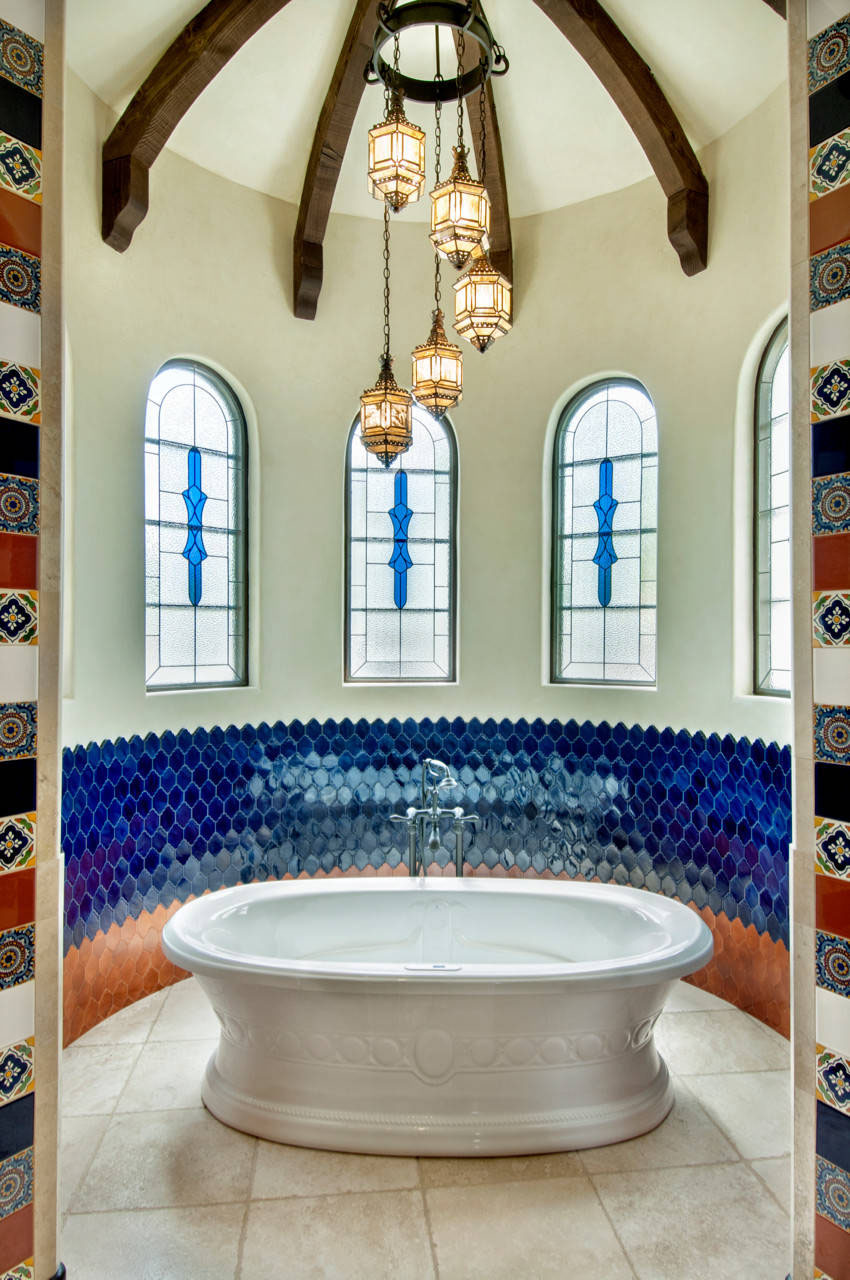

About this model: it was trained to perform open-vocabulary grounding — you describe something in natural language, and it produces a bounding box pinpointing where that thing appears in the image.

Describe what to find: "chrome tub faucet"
[390,757,479,876]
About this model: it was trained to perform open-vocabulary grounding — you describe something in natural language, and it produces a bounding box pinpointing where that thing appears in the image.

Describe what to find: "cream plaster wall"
[62,72,792,749]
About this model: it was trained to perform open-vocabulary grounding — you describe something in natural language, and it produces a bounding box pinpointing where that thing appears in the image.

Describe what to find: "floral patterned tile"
[811,18,850,91]
[0,133,39,205]
[0,474,36,534]
[0,361,39,422]
[816,1153,850,1232]
[813,475,850,536]
[814,1269,835,1280]
[0,591,36,644]
[812,361,850,419]
[816,816,850,880]
[814,704,850,763]
[814,592,850,645]
[816,928,850,996]
[0,244,39,313]
[811,241,850,312]
[0,1146,31,1220]
[811,130,850,200]
[0,703,35,760]
[0,1036,32,1107]
[0,922,33,989]
[0,20,41,96]
[0,1264,33,1280]
[818,1044,850,1115]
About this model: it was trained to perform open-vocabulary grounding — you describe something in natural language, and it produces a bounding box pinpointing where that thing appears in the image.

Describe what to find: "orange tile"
[0,1203,32,1274]
[816,1211,850,1279]
[0,533,36,589]
[0,864,34,929]
[816,874,850,937]
[814,532,850,590]
[811,182,850,255]
[0,188,40,257]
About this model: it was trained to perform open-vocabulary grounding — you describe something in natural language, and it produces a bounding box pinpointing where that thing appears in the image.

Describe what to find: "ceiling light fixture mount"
[365,1,508,104]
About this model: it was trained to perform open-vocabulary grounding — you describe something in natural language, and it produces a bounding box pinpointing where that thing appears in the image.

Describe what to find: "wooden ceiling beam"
[532,0,709,276]
[293,0,378,320]
[102,0,294,252]
[455,32,513,288]
[762,0,786,17]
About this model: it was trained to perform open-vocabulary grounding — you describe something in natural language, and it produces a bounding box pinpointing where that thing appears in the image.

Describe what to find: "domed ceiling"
[68,0,786,221]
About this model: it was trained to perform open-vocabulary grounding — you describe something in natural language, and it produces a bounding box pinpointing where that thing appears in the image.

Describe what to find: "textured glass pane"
[604,399,642,458]
[754,327,790,695]
[160,607,195,665]
[193,385,229,453]
[196,609,229,665]
[158,384,197,445]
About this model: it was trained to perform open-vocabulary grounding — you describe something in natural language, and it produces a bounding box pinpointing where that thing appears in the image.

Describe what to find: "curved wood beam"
[293,0,378,320]
[102,0,294,252]
[762,0,786,17]
[532,0,709,275]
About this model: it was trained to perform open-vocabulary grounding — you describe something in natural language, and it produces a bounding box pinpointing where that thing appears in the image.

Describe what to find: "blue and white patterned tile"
[0,361,38,422]
[810,18,850,91]
[817,817,850,880]
[815,704,850,763]
[0,1036,32,1107]
[818,1044,850,1115]
[816,1153,850,1230]
[0,133,39,205]
[0,813,34,874]
[0,591,36,645]
[814,592,850,645]
[0,245,38,314]
[817,929,850,996]
[811,130,850,200]
[811,242,850,312]
[0,702,35,759]
[0,1263,33,1280]
[0,473,36,534]
[0,1145,32,1220]
[0,922,33,989]
[0,19,40,96]
[813,476,850,535]
[812,361,850,419]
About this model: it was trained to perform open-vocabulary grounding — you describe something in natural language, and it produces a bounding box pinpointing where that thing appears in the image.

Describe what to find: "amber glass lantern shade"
[359,356,413,467]
[453,252,512,353]
[430,146,490,268]
[411,310,463,415]
[367,94,426,213]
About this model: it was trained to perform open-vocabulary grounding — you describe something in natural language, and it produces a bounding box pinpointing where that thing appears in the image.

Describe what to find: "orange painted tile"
[816,1211,850,1279]
[814,532,850,590]
[0,1203,33,1273]
[0,864,34,929]
[0,533,35,589]
[816,874,850,938]
[0,188,40,257]
[811,183,850,255]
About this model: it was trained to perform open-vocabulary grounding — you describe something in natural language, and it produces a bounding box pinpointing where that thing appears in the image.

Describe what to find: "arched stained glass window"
[145,360,248,689]
[345,406,456,681]
[552,379,658,684]
[754,320,790,696]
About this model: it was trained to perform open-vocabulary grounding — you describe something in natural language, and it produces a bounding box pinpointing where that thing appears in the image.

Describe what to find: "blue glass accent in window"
[181,446,208,606]
[592,458,618,607]
[388,469,413,609]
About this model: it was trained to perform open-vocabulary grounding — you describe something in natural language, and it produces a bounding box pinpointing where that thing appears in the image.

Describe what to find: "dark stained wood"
[293,0,378,319]
[761,0,786,16]
[532,0,709,275]
[102,0,295,251]
[454,29,513,288]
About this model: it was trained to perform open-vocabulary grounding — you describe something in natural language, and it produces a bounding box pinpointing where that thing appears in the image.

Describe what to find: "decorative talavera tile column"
[800,8,850,1277]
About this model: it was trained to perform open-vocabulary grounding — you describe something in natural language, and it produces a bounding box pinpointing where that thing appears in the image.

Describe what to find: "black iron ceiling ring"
[364,0,508,103]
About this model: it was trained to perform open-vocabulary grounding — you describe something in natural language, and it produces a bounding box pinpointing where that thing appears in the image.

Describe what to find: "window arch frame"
[550,376,659,687]
[753,317,790,698]
[344,405,458,684]
[144,357,249,692]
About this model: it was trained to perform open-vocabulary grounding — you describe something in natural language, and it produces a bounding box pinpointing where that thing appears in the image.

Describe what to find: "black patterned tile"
[810,68,850,148]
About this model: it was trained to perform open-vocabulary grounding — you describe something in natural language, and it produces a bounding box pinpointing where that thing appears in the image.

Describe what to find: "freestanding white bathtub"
[162,877,712,1155]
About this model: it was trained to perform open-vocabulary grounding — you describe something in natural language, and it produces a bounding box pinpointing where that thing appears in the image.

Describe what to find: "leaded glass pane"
[144,360,248,689]
[754,320,790,696]
[552,379,658,684]
[346,406,456,681]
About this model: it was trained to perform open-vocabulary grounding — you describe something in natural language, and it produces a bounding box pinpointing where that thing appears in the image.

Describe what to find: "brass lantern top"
[367,90,427,214]
[430,145,490,269]
[411,308,463,416]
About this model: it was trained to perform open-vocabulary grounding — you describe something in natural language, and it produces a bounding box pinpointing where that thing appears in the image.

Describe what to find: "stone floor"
[60,978,792,1279]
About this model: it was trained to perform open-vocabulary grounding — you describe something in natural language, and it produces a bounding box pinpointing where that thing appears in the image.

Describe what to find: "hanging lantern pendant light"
[429,26,489,269]
[453,76,512,352]
[413,64,463,416]
[360,203,413,467]
[367,34,426,214]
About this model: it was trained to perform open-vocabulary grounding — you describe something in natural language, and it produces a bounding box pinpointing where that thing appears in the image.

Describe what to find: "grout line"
[584,1171,639,1279]
[234,1141,259,1280]
[746,1156,792,1218]
[417,1160,441,1280]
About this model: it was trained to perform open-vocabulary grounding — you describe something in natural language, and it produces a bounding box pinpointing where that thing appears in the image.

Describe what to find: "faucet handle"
[452,807,479,825]
[423,758,455,790]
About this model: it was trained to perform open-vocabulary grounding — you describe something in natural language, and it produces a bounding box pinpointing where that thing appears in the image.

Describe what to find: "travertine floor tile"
[148,976,221,1041]
[71,1107,256,1212]
[240,1191,434,1280]
[426,1177,634,1279]
[252,1140,418,1199]
[752,1155,792,1214]
[61,1042,142,1115]
[663,981,733,1013]
[62,1204,245,1280]
[419,1150,582,1187]
[655,1010,789,1075]
[592,1162,790,1279]
[686,1070,791,1159]
[73,988,167,1046]
[579,1081,737,1174]
[60,1113,110,1214]
[115,1038,216,1112]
